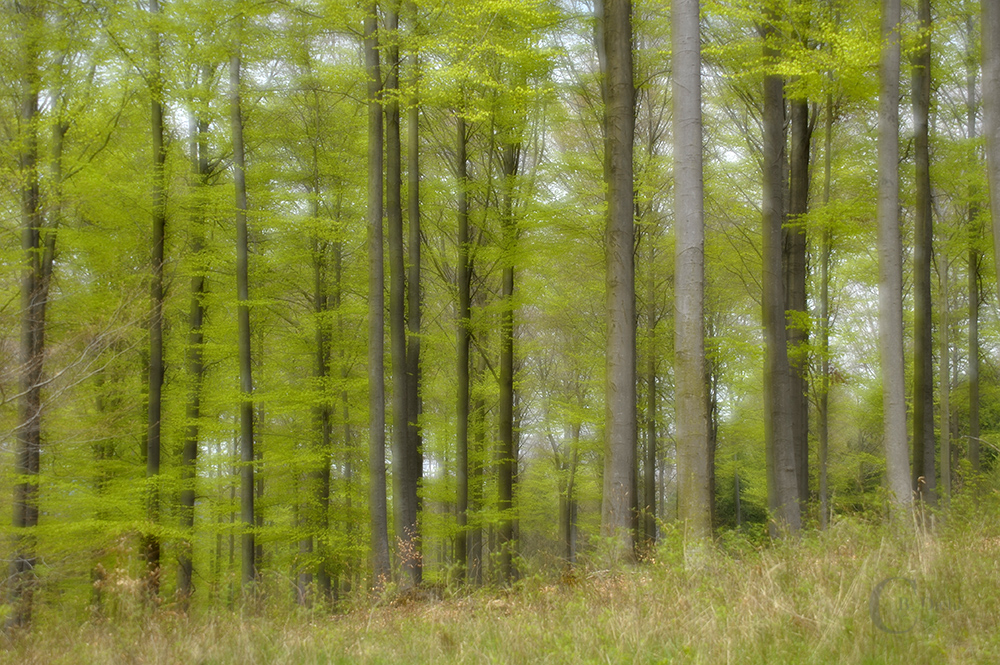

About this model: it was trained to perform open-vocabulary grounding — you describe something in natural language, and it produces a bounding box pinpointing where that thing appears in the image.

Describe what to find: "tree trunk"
[384,4,418,589]
[673,0,711,546]
[940,260,951,501]
[911,0,935,505]
[878,0,912,515]
[600,0,637,559]
[498,141,518,583]
[819,93,833,530]
[405,0,424,586]
[984,0,1000,305]
[787,95,811,511]
[762,13,801,535]
[455,113,471,580]
[231,49,257,591]
[967,9,981,474]
[9,0,43,629]
[364,0,391,587]
[179,77,211,602]
[144,0,166,597]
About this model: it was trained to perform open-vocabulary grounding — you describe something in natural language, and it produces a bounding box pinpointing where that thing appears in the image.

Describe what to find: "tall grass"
[5,498,1000,664]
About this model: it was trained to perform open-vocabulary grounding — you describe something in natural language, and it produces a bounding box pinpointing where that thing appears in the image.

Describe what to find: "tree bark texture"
[673,0,712,544]
[878,0,913,514]
[455,113,471,579]
[600,0,637,558]
[762,15,801,534]
[364,1,391,587]
[911,0,935,504]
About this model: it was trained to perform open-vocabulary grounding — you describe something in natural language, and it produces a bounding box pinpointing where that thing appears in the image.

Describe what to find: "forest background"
[3,0,1000,661]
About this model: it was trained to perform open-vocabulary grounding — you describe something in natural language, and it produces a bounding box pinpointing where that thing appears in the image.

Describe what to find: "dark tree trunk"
[786,96,811,511]
[455,113,471,580]
[364,0,391,587]
[762,16,801,534]
[911,0,935,504]
[231,50,256,591]
[179,74,211,601]
[405,0,424,586]
[144,0,166,597]
[819,93,833,530]
[498,141,518,583]
[600,0,637,558]
[9,0,43,629]
[966,10,981,474]
[385,4,419,588]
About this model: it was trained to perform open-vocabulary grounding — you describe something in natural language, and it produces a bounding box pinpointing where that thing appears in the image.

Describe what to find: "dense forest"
[3,0,1000,641]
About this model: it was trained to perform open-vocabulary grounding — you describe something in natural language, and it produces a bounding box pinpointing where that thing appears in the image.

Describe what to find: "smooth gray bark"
[878,0,913,514]
[673,0,712,545]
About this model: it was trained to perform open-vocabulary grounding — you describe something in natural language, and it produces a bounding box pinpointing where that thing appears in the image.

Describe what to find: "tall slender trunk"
[231,49,256,591]
[967,9,981,474]
[385,4,418,588]
[940,261,951,501]
[911,0,935,504]
[145,0,166,595]
[819,93,833,530]
[364,0,391,587]
[787,95,811,510]
[455,113,471,579]
[405,0,424,586]
[762,13,801,534]
[9,0,43,629]
[673,0,711,546]
[600,0,637,558]
[498,141,518,582]
[984,0,1000,304]
[179,77,211,601]
[878,0,912,515]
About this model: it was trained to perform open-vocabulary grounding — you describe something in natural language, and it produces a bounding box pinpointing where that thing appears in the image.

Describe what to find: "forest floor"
[4,499,1000,664]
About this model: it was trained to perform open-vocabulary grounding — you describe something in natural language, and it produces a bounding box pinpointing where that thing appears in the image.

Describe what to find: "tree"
[878,0,912,514]
[8,0,44,630]
[673,0,712,545]
[405,0,424,586]
[455,112,472,579]
[911,0,935,504]
[144,0,167,596]
[761,5,800,534]
[230,44,256,591]
[364,0,391,587]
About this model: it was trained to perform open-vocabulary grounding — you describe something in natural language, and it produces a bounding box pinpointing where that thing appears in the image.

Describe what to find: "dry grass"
[5,510,1000,664]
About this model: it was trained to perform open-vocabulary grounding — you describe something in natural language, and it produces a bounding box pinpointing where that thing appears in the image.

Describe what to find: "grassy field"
[5,502,1000,664]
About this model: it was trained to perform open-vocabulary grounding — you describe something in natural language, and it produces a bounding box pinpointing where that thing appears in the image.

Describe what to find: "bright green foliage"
[0,0,998,630]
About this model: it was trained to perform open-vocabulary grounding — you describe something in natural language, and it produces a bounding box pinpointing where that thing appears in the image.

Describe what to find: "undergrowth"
[4,496,1000,664]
